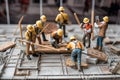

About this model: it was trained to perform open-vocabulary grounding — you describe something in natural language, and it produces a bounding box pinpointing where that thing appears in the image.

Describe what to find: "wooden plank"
[0,42,16,52]
[65,58,88,68]
[87,48,108,61]
[110,62,120,74]
[108,45,120,54]
[15,69,30,76]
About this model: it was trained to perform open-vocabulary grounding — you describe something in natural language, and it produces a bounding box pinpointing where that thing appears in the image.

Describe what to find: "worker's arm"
[59,36,62,43]
[25,32,30,41]
[66,42,71,50]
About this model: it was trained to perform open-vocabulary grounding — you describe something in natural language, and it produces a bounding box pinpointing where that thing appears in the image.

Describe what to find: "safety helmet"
[36,20,42,29]
[83,18,89,23]
[70,36,76,40]
[40,15,47,22]
[57,29,63,36]
[58,6,65,12]
[103,16,109,22]
[27,25,34,32]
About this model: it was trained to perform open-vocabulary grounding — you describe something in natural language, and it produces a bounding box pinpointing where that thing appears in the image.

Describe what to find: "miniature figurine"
[82,18,92,48]
[67,36,84,71]
[94,16,109,51]
[38,15,48,41]
[50,29,63,48]
[33,20,43,44]
[25,25,38,60]
[55,6,69,37]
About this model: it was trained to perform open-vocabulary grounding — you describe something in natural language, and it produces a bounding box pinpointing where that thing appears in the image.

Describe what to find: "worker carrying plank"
[94,16,109,51]
[55,6,69,37]
[66,36,84,71]
[81,17,92,48]
[34,15,48,42]
[25,25,38,60]
[50,29,63,48]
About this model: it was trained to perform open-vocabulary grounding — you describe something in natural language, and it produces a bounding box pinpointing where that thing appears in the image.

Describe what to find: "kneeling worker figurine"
[25,25,38,60]
[50,29,63,48]
[67,36,84,71]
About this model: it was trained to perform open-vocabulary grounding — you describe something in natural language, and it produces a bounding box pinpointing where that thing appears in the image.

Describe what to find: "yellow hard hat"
[36,20,42,29]
[103,16,109,22]
[58,6,64,11]
[70,36,76,40]
[40,15,47,22]
[57,29,63,36]
[27,25,34,32]
[83,18,89,23]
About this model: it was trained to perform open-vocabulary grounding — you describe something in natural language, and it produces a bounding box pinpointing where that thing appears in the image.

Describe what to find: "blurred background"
[0,0,120,24]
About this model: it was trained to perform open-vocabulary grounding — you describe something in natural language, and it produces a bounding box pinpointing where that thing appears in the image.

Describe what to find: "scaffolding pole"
[91,0,95,39]
[60,0,63,6]
[40,0,43,16]
[5,0,10,24]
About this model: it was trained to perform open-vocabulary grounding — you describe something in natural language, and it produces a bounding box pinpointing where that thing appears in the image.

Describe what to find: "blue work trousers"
[71,48,82,65]
[97,36,104,47]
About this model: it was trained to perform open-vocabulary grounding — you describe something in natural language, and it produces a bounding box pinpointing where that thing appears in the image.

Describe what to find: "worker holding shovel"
[25,25,38,60]
[36,15,48,41]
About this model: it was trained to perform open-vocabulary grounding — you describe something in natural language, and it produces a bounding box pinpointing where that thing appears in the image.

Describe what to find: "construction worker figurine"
[25,25,38,60]
[33,20,43,44]
[39,15,48,41]
[55,6,69,37]
[94,16,109,51]
[67,36,84,71]
[50,29,63,48]
[82,18,92,48]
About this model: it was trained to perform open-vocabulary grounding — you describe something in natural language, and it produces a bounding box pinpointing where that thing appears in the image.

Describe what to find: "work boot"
[77,64,82,72]
[43,39,48,41]
[32,54,39,57]
[27,55,31,60]
[98,47,102,51]
[94,46,98,50]
[70,62,76,69]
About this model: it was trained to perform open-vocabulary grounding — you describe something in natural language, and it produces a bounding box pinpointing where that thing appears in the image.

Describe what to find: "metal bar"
[40,0,43,16]
[5,0,10,24]
[17,67,38,70]
[60,0,63,6]
[91,0,95,39]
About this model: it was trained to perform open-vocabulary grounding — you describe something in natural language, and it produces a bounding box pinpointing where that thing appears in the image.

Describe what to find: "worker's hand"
[37,35,39,37]
[30,42,33,45]
[65,48,68,51]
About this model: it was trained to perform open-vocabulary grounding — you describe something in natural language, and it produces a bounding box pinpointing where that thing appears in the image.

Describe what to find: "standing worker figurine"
[55,6,69,37]
[50,29,63,48]
[94,16,109,51]
[39,15,48,41]
[67,36,84,71]
[82,18,92,48]
[33,20,43,44]
[25,25,38,60]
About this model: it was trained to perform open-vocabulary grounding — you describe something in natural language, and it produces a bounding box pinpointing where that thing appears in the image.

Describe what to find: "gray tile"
[39,67,63,75]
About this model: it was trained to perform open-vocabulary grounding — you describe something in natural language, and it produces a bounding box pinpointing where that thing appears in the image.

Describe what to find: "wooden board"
[110,62,120,74]
[65,58,88,69]
[0,42,16,52]
[87,48,108,61]
[15,69,30,76]
[104,37,120,44]
[35,42,70,54]
[108,45,120,54]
